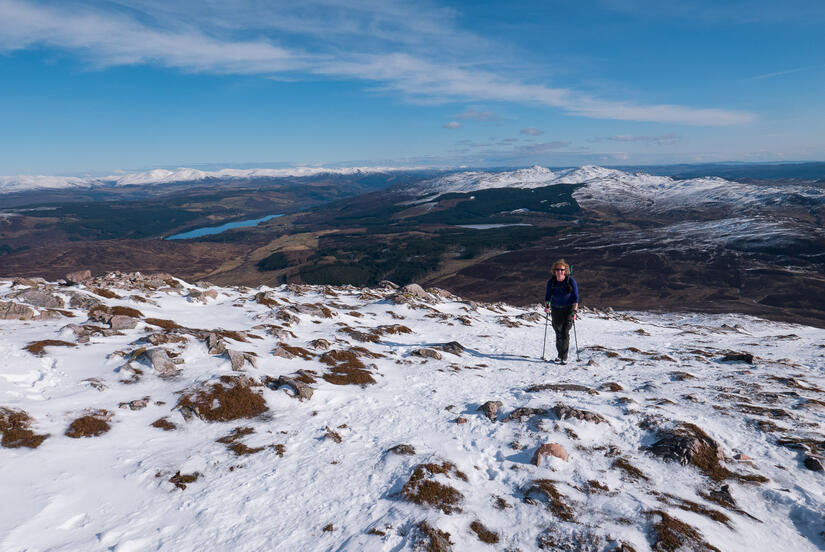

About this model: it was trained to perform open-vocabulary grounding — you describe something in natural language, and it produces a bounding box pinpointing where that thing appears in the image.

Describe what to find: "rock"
[532,443,569,464]
[65,270,92,284]
[272,346,296,359]
[552,404,606,424]
[119,397,150,410]
[276,376,313,400]
[804,455,824,472]
[722,352,754,364]
[226,349,247,371]
[437,341,465,356]
[144,348,179,377]
[647,423,726,478]
[506,407,548,421]
[411,348,442,360]
[202,289,218,300]
[0,301,36,320]
[110,315,138,330]
[12,289,65,308]
[68,292,101,309]
[402,283,429,299]
[387,444,416,455]
[478,401,503,422]
[207,334,227,355]
[378,280,399,289]
[733,453,752,461]
[455,417,468,424]
[309,338,331,350]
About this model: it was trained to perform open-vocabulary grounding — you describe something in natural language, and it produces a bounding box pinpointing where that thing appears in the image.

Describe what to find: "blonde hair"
[551,259,569,276]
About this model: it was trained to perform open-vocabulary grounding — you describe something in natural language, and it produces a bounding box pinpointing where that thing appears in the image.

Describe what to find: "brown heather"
[24,340,76,356]
[0,407,49,448]
[65,413,111,438]
[111,305,144,318]
[144,318,182,330]
[176,376,268,422]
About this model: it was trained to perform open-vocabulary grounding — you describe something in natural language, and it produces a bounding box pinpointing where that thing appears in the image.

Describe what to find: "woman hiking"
[544,259,579,364]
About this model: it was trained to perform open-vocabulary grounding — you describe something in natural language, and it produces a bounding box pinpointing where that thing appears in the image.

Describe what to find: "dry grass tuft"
[401,461,467,514]
[210,329,249,342]
[0,407,49,448]
[276,343,314,359]
[177,376,268,422]
[65,410,112,438]
[416,521,453,552]
[92,287,120,299]
[151,417,176,431]
[144,318,182,330]
[24,340,76,356]
[524,479,575,521]
[647,510,721,552]
[612,457,650,481]
[111,305,144,318]
[469,520,499,544]
[169,471,200,490]
[320,349,376,386]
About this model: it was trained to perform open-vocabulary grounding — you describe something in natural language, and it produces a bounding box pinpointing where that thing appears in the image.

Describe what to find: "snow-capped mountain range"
[1,273,824,551]
[0,166,421,194]
[413,165,825,214]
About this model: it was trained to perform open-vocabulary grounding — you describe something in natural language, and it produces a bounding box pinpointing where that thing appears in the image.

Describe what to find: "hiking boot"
[560,359,567,365]
[553,357,562,364]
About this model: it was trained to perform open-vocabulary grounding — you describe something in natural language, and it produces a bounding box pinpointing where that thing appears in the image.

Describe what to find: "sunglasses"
[553,268,566,272]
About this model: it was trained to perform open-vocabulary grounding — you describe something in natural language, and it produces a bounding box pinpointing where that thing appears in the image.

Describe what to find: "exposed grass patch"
[151,417,176,431]
[0,407,49,448]
[660,493,731,527]
[144,318,182,330]
[216,426,255,444]
[469,520,499,544]
[92,288,120,299]
[320,349,376,386]
[401,461,467,514]
[24,339,76,356]
[647,510,720,552]
[613,458,650,481]
[65,410,111,438]
[276,343,314,360]
[176,376,268,422]
[111,305,144,318]
[169,471,200,490]
[523,479,575,521]
[416,521,453,552]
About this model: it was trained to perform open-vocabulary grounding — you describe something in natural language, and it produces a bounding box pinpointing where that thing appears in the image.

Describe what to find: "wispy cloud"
[749,65,824,81]
[520,127,544,136]
[588,134,681,145]
[454,109,498,121]
[0,0,755,126]
[442,121,461,129]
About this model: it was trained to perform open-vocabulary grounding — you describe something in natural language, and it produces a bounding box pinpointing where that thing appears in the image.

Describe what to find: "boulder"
[110,315,138,330]
[274,376,313,400]
[65,270,92,285]
[532,443,569,464]
[411,348,442,360]
[437,341,465,356]
[0,301,36,320]
[552,404,606,424]
[721,352,754,364]
[506,407,548,422]
[804,455,824,472]
[207,334,227,355]
[12,289,65,308]
[225,349,247,371]
[143,348,179,377]
[478,400,503,422]
[387,444,416,455]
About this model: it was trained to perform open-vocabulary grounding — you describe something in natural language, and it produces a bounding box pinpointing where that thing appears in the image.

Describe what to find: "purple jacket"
[545,276,579,308]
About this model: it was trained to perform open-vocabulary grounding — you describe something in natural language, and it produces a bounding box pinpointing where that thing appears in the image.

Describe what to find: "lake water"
[455,223,533,230]
[166,214,283,240]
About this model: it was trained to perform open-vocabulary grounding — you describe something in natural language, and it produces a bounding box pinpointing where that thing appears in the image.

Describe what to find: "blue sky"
[1,0,824,175]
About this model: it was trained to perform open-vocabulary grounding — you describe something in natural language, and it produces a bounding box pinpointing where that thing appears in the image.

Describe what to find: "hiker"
[544,259,579,364]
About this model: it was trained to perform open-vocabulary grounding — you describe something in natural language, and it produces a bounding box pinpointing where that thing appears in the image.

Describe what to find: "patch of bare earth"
[0,407,49,448]
[415,521,453,552]
[169,471,200,490]
[176,376,268,422]
[469,520,499,544]
[401,461,467,514]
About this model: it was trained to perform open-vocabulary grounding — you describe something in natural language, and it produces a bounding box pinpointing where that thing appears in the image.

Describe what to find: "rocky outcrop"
[11,289,65,309]
[274,375,313,400]
[532,443,569,464]
[478,400,503,422]
[553,404,606,424]
[65,270,92,285]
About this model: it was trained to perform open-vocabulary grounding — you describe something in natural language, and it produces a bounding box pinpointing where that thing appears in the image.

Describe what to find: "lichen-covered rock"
[506,407,548,421]
[110,315,138,330]
[143,348,179,377]
[0,301,36,320]
[275,376,313,400]
[411,348,442,360]
[65,270,92,284]
[12,289,65,308]
[553,404,606,424]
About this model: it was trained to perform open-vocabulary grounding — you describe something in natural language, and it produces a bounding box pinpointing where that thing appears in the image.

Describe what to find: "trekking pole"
[572,315,580,361]
[541,307,549,360]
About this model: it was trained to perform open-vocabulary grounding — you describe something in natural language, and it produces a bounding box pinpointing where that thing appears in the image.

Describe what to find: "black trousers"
[550,306,574,360]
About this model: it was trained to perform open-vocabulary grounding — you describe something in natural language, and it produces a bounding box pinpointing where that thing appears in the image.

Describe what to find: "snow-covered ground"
[1,274,824,551]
